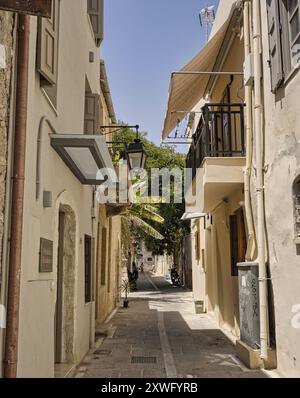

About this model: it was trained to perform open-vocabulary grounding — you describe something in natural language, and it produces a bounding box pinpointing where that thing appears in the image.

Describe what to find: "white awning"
[181,213,207,221]
[161,3,240,141]
[50,134,114,185]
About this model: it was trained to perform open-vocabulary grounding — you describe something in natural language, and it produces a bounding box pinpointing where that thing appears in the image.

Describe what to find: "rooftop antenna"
[199,4,215,42]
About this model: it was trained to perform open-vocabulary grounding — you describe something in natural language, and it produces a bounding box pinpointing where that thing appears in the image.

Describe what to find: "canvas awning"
[161,3,241,141]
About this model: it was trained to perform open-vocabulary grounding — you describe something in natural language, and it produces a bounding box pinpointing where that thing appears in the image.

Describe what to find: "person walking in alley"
[132,261,139,281]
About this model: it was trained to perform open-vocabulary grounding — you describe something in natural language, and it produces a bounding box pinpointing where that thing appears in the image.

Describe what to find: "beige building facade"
[164,0,300,378]
[95,61,122,325]
[0,0,122,378]
[258,0,300,377]
[184,0,245,340]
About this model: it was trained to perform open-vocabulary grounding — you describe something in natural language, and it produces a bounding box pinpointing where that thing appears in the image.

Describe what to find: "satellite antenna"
[199,4,215,42]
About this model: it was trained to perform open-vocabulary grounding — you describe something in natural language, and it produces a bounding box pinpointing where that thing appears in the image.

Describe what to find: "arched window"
[293,176,300,239]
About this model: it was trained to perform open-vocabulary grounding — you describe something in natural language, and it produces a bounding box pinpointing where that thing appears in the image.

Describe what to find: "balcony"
[185,103,246,213]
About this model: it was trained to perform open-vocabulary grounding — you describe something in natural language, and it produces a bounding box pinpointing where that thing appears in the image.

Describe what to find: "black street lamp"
[100,124,147,170]
[126,135,147,170]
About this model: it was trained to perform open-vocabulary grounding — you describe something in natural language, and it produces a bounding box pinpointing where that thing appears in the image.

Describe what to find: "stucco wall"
[188,22,244,338]
[153,254,172,277]
[17,0,103,377]
[188,0,300,375]
[95,205,121,325]
[250,3,300,377]
[94,85,122,325]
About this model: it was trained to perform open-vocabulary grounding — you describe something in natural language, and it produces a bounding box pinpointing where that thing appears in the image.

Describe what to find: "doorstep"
[55,363,76,378]
[236,340,277,370]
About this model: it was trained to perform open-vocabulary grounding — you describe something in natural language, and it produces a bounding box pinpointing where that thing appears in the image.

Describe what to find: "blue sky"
[102,0,219,146]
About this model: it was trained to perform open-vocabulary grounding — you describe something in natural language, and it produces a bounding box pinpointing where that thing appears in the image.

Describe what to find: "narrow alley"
[75,273,266,379]
[1,0,300,384]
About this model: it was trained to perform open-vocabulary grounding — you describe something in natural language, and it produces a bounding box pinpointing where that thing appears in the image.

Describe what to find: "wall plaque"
[0,0,52,17]
[39,238,53,273]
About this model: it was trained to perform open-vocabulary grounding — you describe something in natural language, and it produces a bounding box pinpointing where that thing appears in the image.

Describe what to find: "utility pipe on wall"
[252,0,269,360]
[4,14,30,378]
[243,0,256,261]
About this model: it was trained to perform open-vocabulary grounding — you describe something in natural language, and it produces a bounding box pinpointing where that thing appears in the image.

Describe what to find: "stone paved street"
[75,273,267,379]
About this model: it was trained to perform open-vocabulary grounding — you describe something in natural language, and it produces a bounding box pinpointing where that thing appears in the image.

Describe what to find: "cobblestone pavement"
[75,273,267,378]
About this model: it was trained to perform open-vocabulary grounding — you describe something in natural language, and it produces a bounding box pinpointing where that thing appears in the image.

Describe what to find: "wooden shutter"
[236,209,247,265]
[84,235,92,303]
[88,0,104,47]
[100,227,107,286]
[230,209,247,277]
[84,93,100,135]
[266,0,284,92]
[37,0,59,85]
[107,219,112,293]
[230,215,239,276]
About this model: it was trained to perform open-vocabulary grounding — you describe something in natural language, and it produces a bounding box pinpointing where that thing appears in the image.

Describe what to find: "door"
[55,211,65,363]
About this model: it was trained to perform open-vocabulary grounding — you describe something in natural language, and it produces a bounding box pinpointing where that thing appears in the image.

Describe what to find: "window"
[84,235,92,303]
[87,0,104,47]
[37,0,60,107]
[293,176,300,240]
[267,0,300,93]
[230,208,247,276]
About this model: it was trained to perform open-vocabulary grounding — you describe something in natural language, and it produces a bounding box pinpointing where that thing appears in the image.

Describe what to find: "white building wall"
[256,2,300,378]
[17,1,102,377]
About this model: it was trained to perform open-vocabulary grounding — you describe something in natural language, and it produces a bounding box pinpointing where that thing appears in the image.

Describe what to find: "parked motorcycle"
[170,268,181,287]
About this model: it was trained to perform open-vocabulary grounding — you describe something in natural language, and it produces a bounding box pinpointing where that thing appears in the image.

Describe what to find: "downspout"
[4,14,30,378]
[243,0,256,261]
[252,0,269,360]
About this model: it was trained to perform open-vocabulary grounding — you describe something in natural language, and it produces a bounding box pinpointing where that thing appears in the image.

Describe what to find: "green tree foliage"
[113,126,189,261]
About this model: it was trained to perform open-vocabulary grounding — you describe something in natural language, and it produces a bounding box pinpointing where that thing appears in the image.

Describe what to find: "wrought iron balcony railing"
[186,103,245,178]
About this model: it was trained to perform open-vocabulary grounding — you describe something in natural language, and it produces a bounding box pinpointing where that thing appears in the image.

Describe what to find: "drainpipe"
[252,0,269,361]
[3,14,30,378]
[243,0,256,261]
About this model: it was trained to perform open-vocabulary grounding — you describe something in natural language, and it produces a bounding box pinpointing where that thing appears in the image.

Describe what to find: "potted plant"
[121,279,131,308]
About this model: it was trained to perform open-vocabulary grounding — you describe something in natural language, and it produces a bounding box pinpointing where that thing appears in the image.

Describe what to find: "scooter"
[170,268,181,287]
